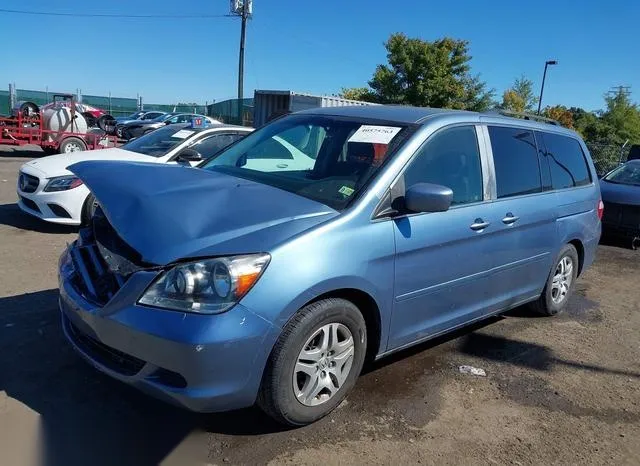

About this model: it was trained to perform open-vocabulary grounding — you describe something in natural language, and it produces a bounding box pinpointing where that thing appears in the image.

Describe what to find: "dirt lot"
[1,146,639,466]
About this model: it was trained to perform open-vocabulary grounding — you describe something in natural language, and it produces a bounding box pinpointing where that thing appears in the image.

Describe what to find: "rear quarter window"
[489,126,542,198]
[540,132,592,189]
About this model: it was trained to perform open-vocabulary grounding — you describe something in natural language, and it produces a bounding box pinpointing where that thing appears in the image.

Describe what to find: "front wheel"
[258,298,367,426]
[530,244,579,316]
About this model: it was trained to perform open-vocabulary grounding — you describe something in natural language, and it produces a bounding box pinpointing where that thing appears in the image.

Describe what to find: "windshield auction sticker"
[172,129,195,139]
[348,125,402,144]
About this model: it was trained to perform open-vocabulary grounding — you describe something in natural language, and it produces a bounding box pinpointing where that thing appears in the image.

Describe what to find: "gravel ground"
[1,146,639,466]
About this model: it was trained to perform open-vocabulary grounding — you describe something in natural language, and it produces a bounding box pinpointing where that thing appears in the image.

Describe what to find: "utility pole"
[607,86,631,98]
[231,0,252,124]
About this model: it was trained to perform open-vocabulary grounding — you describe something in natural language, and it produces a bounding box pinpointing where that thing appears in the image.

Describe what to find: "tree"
[500,75,538,112]
[342,33,493,110]
[543,105,574,129]
[339,87,377,102]
[600,89,640,145]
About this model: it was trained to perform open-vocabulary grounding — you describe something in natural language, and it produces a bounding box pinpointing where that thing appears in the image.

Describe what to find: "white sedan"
[17,123,253,225]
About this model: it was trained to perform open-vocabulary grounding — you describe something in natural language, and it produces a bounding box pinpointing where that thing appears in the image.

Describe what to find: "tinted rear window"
[489,126,542,198]
[540,132,592,189]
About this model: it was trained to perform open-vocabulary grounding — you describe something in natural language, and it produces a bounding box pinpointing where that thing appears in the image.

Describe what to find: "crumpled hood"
[23,148,158,177]
[68,161,338,265]
[600,180,640,206]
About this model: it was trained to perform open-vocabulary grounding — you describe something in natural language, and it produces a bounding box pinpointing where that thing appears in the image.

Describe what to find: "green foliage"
[343,33,494,110]
[500,75,538,112]
[600,91,640,144]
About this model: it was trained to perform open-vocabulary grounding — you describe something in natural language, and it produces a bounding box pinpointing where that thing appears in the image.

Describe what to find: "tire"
[81,193,98,226]
[530,244,579,316]
[258,298,367,426]
[59,137,87,154]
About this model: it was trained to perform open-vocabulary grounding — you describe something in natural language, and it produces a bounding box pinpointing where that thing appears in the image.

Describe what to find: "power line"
[0,8,234,19]
[607,86,632,98]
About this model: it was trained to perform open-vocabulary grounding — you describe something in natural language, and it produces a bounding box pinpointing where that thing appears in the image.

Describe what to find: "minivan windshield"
[202,114,410,210]
[604,162,640,186]
[122,124,203,157]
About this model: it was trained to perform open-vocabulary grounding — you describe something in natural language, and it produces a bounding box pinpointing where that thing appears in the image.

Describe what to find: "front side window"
[202,114,410,210]
[403,126,483,206]
[192,133,244,158]
[142,112,162,120]
[489,126,542,198]
[540,132,592,189]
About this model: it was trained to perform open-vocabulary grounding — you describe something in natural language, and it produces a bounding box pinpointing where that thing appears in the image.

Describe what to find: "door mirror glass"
[405,183,453,213]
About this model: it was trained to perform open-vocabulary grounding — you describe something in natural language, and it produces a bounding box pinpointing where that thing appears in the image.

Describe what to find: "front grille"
[20,195,40,213]
[66,317,145,376]
[71,229,125,305]
[19,172,39,193]
[603,201,640,231]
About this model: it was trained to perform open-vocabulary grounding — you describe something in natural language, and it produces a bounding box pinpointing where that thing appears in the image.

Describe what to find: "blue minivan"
[58,106,602,425]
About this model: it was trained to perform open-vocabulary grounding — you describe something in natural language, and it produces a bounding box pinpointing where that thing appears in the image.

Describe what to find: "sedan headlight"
[44,175,84,192]
[138,253,270,314]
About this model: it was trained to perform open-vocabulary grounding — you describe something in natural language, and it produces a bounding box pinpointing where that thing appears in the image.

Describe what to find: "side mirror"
[177,148,203,162]
[404,183,453,213]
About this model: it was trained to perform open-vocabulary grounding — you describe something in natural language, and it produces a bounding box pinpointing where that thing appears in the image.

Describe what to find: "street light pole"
[537,60,557,115]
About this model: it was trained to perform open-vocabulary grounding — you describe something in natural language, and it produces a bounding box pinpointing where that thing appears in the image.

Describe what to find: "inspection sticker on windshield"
[338,186,355,197]
[348,125,401,144]
[172,129,195,139]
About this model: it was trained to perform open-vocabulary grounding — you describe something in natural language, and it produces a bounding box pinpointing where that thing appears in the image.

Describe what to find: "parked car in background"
[113,111,167,137]
[18,121,251,225]
[118,113,221,140]
[600,159,640,248]
[59,106,601,426]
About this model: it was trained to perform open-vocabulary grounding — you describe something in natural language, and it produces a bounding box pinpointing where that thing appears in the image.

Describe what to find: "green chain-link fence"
[1,88,207,118]
[586,143,631,177]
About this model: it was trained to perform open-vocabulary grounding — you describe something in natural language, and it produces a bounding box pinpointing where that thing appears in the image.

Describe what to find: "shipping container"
[253,90,378,127]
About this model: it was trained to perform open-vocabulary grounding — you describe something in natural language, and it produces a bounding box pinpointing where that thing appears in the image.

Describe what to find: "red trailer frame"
[0,107,118,153]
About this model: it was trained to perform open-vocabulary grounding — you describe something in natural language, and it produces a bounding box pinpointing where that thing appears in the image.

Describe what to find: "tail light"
[597,199,604,220]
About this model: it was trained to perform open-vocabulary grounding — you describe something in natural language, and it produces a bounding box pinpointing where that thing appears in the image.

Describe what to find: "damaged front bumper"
[58,243,280,412]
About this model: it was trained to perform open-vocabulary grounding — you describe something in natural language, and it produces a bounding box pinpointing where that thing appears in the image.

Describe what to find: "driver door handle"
[470,218,490,231]
[502,213,520,225]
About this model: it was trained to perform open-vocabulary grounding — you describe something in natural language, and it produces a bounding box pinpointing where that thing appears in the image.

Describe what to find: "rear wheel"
[258,298,367,426]
[530,244,579,316]
[59,137,87,154]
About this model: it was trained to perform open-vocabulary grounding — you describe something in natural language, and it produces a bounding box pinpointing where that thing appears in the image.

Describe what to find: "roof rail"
[484,109,561,126]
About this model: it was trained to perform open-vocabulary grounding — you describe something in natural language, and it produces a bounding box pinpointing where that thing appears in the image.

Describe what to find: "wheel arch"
[567,238,585,276]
